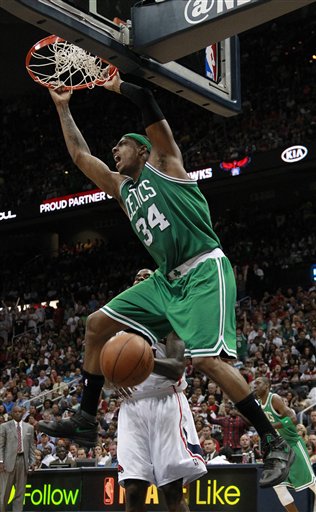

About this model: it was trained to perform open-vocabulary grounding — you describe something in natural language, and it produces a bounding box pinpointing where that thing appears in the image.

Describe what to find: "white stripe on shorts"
[100,305,157,346]
[168,248,225,280]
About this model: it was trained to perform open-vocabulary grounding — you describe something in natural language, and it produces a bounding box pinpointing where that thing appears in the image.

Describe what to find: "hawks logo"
[117,464,124,473]
[220,156,251,176]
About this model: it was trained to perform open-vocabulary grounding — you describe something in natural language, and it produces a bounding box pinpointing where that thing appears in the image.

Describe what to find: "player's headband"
[123,133,152,152]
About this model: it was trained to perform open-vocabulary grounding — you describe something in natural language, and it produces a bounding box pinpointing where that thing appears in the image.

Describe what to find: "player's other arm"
[153,332,186,381]
[271,394,297,430]
[103,73,189,180]
[49,87,124,200]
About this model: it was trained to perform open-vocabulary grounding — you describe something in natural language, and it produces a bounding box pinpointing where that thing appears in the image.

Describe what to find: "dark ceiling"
[0,8,49,96]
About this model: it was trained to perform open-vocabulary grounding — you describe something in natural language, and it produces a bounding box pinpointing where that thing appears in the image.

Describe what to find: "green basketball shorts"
[101,249,237,358]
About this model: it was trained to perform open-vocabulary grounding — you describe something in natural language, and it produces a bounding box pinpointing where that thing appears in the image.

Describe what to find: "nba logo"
[205,44,218,83]
[104,477,115,505]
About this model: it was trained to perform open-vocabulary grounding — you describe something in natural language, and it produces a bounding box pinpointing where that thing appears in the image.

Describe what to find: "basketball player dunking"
[39,70,293,488]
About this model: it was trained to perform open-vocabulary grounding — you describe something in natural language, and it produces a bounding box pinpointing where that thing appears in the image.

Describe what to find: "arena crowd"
[0,263,315,468]
[0,3,315,472]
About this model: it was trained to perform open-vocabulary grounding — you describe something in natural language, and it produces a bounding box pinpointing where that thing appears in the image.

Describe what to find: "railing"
[23,376,82,411]
[11,327,38,346]
[236,295,252,310]
[298,400,316,425]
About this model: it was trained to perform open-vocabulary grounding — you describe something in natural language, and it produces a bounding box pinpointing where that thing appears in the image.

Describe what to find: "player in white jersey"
[115,269,207,512]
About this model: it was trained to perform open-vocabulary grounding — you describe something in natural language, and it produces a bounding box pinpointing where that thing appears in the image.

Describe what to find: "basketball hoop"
[25,35,118,90]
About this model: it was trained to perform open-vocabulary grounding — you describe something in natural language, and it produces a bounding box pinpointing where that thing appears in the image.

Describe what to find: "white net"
[27,38,114,89]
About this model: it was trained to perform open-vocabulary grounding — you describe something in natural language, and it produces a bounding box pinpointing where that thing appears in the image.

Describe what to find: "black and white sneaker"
[259,435,295,488]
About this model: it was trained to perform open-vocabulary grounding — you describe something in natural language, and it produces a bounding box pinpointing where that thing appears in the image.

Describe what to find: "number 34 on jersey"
[135,203,170,247]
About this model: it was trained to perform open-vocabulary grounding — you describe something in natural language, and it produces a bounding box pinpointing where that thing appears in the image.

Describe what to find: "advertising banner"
[6,466,313,512]
[81,467,256,511]
[0,143,315,228]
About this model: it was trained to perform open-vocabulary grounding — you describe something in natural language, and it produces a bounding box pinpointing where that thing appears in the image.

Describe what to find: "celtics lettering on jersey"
[120,163,221,274]
[124,179,170,247]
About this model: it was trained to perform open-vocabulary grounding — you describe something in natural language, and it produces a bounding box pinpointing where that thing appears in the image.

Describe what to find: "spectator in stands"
[2,392,14,414]
[0,405,8,422]
[0,381,6,401]
[307,410,316,435]
[194,419,205,439]
[203,438,219,464]
[52,375,68,395]
[93,443,111,467]
[37,433,55,454]
[33,449,44,470]
[234,433,261,462]
[49,444,76,468]
[108,441,118,468]
[300,361,316,387]
[104,400,118,425]
[306,442,316,464]
[206,394,219,415]
[76,447,89,459]
[58,387,72,412]
[40,446,56,469]
[296,424,308,441]
[68,443,79,459]
[208,403,249,450]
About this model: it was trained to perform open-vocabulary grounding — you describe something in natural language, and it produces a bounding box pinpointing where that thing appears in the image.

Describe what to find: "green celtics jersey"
[260,392,315,490]
[120,162,221,274]
[259,392,299,445]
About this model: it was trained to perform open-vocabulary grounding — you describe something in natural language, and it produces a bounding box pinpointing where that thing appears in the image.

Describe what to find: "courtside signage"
[8,478,81,510]
[281,145,308,163]
[16,467,256,511]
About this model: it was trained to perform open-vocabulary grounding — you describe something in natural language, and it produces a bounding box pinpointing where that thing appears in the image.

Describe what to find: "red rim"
[25,35,118,90]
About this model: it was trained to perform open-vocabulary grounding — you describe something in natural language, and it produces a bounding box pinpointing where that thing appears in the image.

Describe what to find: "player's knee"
[85,310,115,341]
[274,485,294,506]
[85,311,102,338]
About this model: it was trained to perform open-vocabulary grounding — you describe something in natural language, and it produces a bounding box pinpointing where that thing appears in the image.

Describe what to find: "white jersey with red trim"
[129,342,187,400]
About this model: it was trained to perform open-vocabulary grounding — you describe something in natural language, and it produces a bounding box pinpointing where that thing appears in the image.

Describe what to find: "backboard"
[1,0,315,116]
[0,0,241,116]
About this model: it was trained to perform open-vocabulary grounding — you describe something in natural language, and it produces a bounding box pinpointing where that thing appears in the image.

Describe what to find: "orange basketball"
[99,332,154,387]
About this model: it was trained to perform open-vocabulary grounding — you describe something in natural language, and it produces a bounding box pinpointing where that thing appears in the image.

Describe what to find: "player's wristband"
[280,417,291,427]
[120,82,165,128]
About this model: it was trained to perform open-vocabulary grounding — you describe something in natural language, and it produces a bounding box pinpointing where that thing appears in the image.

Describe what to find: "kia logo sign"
[281,145,308,163]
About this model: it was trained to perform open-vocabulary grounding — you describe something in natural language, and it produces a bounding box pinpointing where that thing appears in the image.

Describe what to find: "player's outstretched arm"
[103,72,188,180]
[49,87,124,199]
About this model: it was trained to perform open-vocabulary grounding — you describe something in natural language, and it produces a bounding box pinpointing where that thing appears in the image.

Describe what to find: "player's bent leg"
[124,479,149,512]
[38,312,127,446]
[193,356,295,488]
[273,485,298,512]
[192,356,249,402]
[160,479,190,512]
[83,310,127,374]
